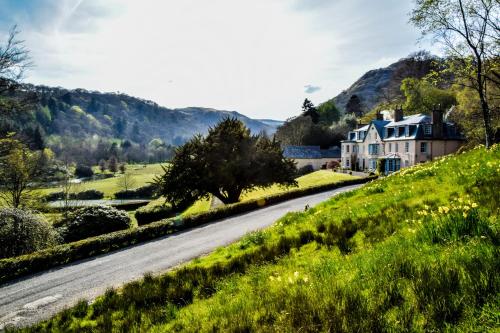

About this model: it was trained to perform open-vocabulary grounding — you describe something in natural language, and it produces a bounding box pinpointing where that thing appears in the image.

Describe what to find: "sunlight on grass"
[38,163,165,198]
[241,170,358,201]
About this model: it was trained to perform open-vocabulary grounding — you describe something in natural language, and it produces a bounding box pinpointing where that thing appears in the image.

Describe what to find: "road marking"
[23,294,62,310]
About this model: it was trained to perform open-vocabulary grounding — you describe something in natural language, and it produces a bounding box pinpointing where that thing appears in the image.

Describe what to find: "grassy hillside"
[20,145,499,332]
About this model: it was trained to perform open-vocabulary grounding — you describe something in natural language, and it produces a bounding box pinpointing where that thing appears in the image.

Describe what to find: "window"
[346,159,350,167]
[424,124,432,136]
[388,143,392,152]
[395,143,398,152]
[420,142,428,153]
[368,144,379,155]
[405,160,409,167]
[405,126,410,137]
[405,142,409,153]
[346,145,350,153]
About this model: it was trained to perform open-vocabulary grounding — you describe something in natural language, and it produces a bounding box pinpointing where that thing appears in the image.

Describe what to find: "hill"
[2,84,278,147]
[26,144,500,332]
[329,52,438,114]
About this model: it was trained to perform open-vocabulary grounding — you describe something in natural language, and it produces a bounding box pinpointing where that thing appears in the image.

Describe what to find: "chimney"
[394,105,403,122]
[376,112,383,121]
[432,104,444,138]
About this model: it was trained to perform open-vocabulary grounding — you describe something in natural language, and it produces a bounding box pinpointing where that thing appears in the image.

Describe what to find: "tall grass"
[16,145,500,332]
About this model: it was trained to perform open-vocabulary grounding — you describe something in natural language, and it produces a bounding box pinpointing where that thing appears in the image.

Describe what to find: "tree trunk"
[476,58,494,149]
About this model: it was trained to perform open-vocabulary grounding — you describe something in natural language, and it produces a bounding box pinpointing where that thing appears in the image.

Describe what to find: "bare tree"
[0,25,32,94]
[118,171,136,193]
[411,0,500,148]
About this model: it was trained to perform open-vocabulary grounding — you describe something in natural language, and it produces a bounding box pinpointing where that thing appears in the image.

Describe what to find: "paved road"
[0,184,361,328]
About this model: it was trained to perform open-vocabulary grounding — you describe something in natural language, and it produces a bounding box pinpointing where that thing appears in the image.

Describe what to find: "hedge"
[45,189,104,201]
[135,203,174,226]
[114,184,159,199]
[0,176,375,284]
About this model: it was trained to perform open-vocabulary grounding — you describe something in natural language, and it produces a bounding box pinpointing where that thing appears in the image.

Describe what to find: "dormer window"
[405,125,410,137]
[424,124,432,136]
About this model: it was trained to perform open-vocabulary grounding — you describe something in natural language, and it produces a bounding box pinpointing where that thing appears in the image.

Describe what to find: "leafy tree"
[98,159,107,172]
[108,156,118,173]
[119,163,126,174]
[346,95,365,117]
[74,164,94,178]
[411,0,499,147]
[317,100,340,124]
[0,136,50,208]
[156,118,297,208]
[401,77,457,114]
[32,126,45,150]
[301,98,319,123]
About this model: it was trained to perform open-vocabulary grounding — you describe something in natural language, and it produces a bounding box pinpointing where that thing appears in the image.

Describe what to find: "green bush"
[0,208,60,259]
[0,177,373,284]
[45,189,104,202]
[114,184,158,199]
[135,203,173,226]
[74,164,94,178]
[56,205,132,242]
[71,189,104,200]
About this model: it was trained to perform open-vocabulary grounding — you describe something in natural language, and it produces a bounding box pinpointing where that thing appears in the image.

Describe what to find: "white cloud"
[1,0,437,120]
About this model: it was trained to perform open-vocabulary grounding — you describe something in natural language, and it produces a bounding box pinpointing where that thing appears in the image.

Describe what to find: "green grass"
[38,163,165,199]
[18,146,500,332]
[241,170,357,201]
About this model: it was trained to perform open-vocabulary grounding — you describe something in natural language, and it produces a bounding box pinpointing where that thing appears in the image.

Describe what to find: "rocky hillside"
[4,84,278,146]
[329,52,437,114]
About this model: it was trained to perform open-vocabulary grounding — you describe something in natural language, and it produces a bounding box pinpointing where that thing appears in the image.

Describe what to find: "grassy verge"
[17,145,499,332]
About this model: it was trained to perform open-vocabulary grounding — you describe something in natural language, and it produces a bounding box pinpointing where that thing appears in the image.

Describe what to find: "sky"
[0,0,436,120]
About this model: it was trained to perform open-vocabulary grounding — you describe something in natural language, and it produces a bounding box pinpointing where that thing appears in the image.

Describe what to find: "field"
[38,163,165,198]
[22,145,499,332]
[241,170,356,202]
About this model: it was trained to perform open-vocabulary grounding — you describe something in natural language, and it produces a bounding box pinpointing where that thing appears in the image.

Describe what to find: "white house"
[341,107,463,173]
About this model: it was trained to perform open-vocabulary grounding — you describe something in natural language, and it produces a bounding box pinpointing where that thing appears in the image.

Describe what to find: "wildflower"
[302,277,309,283]
[288,277,293,284]
[294,271,299,278]
[471,202,478,208]
[463,212,468,218]
[269,276,275,281]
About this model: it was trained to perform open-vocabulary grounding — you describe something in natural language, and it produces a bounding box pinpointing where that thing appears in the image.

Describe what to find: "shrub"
[135,202,173,225]
[327,160,340,169]
[0,208,60,259]
[75,164,94,178]
[45,191,64,201]
[56,206,132,242]
[297,165,314,176]
[114,184,159,199]
[45,189,104,201]
[71,189,104,200]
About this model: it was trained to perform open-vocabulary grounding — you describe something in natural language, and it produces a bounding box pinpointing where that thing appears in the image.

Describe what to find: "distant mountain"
[328,53,437,114]
[256,119,285,128]
[5,84,279,146]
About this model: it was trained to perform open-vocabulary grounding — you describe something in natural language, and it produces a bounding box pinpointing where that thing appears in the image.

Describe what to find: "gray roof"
[283,145,340,159]
[385,114,430,127]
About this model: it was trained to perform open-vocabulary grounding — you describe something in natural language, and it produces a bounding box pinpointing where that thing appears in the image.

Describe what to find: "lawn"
[38,163,165,198]
[26,145,499,332]
[241,170,358,202]
[144,170,359,216]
